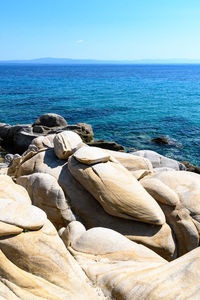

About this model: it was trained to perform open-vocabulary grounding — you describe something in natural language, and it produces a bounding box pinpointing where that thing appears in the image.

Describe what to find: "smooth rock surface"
[59,166,176,260]
[68,225,200,300]
[0,219,101,300]
[54,130,83,159]
[17,173,75,229]
[68,156,166,225]
[106,149,153,172]
[74,146,110,165]
[0,175,31,204]
[33,113,68,127]
[132,150,186,170]
[0,198,47,229]
[141,171,200,256]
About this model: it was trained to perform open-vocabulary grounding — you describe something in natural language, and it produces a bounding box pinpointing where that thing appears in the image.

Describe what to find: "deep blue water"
[0,64,200,166]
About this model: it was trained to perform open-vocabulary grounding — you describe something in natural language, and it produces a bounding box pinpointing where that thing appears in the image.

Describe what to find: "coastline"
[1,113,200,298]
[0,113,199,172]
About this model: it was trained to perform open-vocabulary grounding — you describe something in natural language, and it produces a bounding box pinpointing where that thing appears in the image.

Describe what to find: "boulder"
[54,131,83,159]
[65,221,167,258]
[32,113,68,128]
[68,155,166,225]
[58,166,176,260]
[0,175,31,204]
[106,149,153,172]
[74,146,110,165]
[0,175,101,299]
[8,148,175,259]
[17,173,75,229]
[132,150,186,170]
[141,171,200,256]
[63,123,94,143]
[12,130,38,153]
[29,134,55,151]
[14,149,67,179]
[66,223,200,300]
[0,198,47,230]
[0,220,100,300]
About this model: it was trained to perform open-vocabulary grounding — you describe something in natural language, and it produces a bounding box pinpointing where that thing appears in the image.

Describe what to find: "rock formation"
[1,113,200,299]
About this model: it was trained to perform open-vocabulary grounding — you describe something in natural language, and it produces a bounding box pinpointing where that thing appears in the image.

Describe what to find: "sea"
[0,64,199,166]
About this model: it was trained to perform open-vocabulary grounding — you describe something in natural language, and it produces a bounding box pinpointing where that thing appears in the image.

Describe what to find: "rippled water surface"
[0,64,199,165]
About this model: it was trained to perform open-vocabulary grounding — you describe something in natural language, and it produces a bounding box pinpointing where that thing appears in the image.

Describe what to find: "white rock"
[74,146,110,165]
[54,130,83,159]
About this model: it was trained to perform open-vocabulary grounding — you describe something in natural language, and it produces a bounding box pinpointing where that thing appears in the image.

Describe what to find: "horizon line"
[1,57,200,64]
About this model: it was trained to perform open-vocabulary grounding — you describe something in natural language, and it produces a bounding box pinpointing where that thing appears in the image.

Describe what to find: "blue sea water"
[0,64,200,166]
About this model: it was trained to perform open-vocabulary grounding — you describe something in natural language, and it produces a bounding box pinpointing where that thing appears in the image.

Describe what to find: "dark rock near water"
[88,140,124,151]
[32,113,68,128]
[32,125,51,134]
[0,114,94,154]
[151,137,170,145]
[181,161,200,174]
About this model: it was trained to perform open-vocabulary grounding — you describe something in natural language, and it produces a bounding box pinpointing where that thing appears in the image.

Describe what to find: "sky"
[1,0,200,60]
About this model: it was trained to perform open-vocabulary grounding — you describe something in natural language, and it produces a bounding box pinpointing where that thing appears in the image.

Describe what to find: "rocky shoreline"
[1,113,200,299]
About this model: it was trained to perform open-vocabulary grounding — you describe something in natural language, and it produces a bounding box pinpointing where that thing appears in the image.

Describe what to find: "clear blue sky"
[1,0,200,60]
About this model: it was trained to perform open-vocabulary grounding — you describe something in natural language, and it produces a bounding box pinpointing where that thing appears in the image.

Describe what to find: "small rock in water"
[151,137,170,145]
[88,139,124,151]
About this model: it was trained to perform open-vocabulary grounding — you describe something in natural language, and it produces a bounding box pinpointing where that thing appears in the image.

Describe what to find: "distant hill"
[1,57,200,64]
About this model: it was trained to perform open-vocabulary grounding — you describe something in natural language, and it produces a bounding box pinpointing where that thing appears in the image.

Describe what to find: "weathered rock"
[32,113,68,128]
[0,198,47,229]
[0,175,31,204]
[0,219,100,299]
[8,148,175,259]
[88,139,124,151]
[68,155,166,225]
[131,169,153,180]
[106,149,153,172]
[54,131,83,159]
[74,146,110,165]
[66,223,200,300]
[14,148,66,179]
[17,173,75,229]
[61,123,94,143]
[132,149,186,170]
[58,166,176,260]
[141,171,200,256]
[181,160,200,174]
[30,134,55,151]
[32,124,51,133]
[0,221,23,237]
[66,221,167,258]
[0,174,102,299]
[0,114,95,155]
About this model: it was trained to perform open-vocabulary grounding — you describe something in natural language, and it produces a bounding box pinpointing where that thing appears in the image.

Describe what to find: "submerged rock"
[151,136,170,145]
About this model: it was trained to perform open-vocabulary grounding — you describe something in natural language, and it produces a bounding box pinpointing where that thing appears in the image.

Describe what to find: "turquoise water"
[0,64,200,165]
